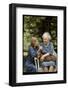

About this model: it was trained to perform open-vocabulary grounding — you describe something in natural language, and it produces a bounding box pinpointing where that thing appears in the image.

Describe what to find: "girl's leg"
[25,61,37,72]
[27,64,37,72]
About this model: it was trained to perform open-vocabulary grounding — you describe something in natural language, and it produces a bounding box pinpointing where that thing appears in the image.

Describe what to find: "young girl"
[25,37,39,72]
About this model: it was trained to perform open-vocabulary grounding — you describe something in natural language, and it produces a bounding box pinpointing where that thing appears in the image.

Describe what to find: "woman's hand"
[40,53,50,61]
[39,46,43,50]
[45,53,50,56]
[40,55,45,61]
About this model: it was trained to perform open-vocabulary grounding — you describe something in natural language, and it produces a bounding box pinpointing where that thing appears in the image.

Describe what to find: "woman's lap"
[41,61,56,67]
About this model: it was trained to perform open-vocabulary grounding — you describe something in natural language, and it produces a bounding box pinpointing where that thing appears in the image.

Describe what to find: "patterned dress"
[40,42,57,67]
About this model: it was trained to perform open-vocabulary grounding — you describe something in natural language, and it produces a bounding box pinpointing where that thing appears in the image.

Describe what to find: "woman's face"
[43,36,49,44]
[31,37,37,47]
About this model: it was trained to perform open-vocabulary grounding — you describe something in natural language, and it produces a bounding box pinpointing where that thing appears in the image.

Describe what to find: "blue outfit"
[40,42,56,67]
[25,46,37,72]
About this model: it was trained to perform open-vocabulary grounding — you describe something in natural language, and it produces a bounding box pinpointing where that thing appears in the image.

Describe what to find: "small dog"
[36,46,57,61]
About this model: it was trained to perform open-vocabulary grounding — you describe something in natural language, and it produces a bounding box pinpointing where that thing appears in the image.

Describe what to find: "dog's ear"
[36,45,39,50]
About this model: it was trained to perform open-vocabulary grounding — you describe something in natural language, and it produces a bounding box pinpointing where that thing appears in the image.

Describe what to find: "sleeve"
[28,47,37,58]
[41,48,46,54]
[39,44,46,54]
[49,42,54,54]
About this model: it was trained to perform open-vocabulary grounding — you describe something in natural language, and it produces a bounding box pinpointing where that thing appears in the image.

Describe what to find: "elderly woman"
[25,37,39,72]
[40,32,57,72]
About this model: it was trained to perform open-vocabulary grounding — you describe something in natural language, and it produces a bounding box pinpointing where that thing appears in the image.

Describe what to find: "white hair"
[42,32,51,40]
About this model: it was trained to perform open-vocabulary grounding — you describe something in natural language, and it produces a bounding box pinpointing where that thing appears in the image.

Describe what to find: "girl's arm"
[28,47,37,58]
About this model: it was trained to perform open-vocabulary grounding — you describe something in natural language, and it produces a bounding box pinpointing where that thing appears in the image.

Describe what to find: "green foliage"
[23,15,57,56]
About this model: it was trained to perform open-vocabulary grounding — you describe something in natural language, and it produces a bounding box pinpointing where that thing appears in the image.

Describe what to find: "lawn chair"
[34,57,43,72]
